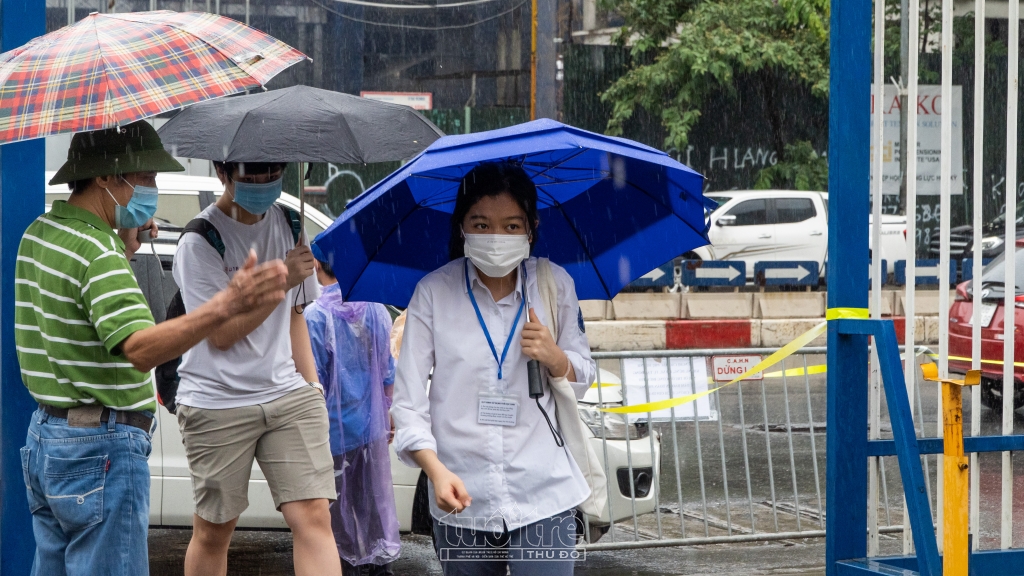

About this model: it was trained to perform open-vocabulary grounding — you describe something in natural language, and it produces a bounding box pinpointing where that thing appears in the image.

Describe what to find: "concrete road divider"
[586,316,939,351]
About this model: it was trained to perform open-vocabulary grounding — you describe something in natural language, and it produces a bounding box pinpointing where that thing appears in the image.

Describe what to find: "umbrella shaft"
[297,161,305,243]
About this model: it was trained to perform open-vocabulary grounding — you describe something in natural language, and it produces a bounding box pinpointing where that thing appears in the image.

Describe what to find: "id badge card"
[478,392,519,427]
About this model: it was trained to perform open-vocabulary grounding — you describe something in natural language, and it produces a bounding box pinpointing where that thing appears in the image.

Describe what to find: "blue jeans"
[20,408,153,576]
[432,510,579,576]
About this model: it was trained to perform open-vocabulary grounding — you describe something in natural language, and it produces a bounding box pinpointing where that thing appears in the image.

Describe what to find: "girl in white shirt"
[390,161,597,575]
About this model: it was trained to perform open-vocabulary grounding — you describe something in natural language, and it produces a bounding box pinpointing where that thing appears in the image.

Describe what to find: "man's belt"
[39,404,152,433]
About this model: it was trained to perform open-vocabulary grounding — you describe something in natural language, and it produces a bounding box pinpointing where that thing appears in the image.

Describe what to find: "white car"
[45,173,662,542]
[687,190,907,280]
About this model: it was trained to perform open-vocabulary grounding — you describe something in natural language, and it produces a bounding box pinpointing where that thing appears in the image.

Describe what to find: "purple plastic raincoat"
[306,283,400,566]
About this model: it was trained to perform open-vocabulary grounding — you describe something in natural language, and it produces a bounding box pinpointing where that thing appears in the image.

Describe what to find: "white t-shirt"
[172,203,319,409]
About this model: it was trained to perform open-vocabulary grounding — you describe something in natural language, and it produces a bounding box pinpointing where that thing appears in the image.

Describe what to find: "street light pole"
[530,0,538,120]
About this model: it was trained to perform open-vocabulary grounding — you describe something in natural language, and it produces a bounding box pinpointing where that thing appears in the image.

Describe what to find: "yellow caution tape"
[948,355,1024,368]
[764,364,828,378]
[913,346,1024,368]
[602,320,828,414]
[825,307,870,321]
[592,364,828,388]
[591,328,1018,409]
[601,307,869,414]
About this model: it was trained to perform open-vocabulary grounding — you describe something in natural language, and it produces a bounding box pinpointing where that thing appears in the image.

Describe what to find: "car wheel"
[980,378,999,410]
[979,378,1024,411]
[411,471,433,536]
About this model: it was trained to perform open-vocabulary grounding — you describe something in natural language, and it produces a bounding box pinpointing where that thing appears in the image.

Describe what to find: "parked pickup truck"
[686,190,908,281]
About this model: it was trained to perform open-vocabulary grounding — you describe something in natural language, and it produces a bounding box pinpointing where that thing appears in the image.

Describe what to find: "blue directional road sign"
[960,258,993,282]
[681,260,746,287]
[754,261,819,287]
[893,259,958,286]
[628,262,674,288]
[867,260,888,288]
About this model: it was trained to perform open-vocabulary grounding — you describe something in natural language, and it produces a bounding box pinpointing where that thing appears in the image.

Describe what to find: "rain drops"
[618,255,631,287]
[612,157,626,190]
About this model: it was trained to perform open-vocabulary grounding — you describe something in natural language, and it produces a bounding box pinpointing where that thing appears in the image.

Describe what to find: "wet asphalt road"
[148,352,1024,574]
[148,529,827,575]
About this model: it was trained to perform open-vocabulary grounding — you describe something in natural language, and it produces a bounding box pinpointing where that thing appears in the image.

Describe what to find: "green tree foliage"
[881,0,1003,83]
[753,140,828,191]
[600,0,830,153]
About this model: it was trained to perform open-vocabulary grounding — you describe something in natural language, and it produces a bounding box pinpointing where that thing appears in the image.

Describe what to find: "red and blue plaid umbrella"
[0,11,306,145]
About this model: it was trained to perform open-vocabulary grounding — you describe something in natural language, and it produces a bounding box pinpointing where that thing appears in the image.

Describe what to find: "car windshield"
[989,199,1024,227]
[707,195,732,212]
[980,245,1024,291]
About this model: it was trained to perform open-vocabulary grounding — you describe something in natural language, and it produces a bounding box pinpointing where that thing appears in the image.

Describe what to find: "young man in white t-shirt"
[172,161,342,576]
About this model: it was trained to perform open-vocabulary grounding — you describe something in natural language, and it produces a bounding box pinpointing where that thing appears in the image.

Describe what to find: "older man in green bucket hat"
[15,120,290,576]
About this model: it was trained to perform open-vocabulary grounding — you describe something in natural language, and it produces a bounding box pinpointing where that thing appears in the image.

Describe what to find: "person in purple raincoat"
[306,246,401,576]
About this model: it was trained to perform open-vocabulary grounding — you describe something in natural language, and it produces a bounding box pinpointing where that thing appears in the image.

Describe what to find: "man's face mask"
[232,177,284,215]
[106,176,158,229]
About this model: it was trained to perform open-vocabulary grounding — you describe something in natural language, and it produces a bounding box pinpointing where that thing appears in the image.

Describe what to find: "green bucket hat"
[49,120,184,186]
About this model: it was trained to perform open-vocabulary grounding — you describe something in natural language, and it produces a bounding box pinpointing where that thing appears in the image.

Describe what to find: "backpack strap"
[278,205,303,245]
[181,217,226,259]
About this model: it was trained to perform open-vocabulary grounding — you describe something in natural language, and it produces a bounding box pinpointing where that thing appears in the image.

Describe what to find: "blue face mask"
[232,178,283,215]
[106,177,158,229]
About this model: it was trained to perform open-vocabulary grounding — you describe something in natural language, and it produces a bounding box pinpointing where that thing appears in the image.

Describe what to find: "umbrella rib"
[622,175,709,240]
[342,204,430,301]
[528,147,590,181]
[225,90,291,161]
[91,19,118,128]
[323,91,368,163]
[547,200,613,300]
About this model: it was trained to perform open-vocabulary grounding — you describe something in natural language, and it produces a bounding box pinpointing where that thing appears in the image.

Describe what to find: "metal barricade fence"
[577,345,932,553]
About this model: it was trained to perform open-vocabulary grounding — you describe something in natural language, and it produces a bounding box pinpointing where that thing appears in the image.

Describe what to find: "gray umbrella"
[156,84,444,164]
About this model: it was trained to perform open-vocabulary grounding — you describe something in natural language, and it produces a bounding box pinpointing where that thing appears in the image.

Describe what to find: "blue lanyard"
[465,259,526,380]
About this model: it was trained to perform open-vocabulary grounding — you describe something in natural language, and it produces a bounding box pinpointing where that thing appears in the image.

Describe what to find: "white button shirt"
[391,257,597,531]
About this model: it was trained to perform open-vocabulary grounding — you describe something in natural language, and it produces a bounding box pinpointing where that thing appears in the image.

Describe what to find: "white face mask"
[463,233,531,278]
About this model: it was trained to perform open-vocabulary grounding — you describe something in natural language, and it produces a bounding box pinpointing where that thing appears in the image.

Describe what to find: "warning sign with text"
[711,355,763,382]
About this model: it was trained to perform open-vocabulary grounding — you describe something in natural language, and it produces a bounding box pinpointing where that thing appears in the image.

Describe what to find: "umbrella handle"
[528,359,543,399]
[522,262,543,399]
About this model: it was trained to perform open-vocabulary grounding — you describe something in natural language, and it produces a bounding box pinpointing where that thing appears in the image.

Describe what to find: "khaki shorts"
[177,385,335,524]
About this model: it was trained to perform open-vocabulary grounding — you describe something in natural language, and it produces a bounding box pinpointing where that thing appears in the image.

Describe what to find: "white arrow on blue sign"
[893,259,958,286]
[629,263,674,288]
[681,260,746,287]
[754,261,820,287]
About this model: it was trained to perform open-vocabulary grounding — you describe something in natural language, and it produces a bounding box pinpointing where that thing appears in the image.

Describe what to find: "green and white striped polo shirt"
[15,200,156,411]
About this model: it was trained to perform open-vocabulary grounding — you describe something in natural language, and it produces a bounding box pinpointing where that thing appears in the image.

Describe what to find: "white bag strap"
[536,258,560,339]
[534,258,609,520]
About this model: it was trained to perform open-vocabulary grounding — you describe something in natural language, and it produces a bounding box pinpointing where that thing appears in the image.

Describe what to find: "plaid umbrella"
[0,10,306,145]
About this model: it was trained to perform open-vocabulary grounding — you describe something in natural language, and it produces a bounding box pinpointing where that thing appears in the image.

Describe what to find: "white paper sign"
[870,85,963,196]
[621,357,713,423]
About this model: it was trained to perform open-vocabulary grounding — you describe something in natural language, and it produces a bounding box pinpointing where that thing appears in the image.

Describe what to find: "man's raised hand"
[224,249,288,315]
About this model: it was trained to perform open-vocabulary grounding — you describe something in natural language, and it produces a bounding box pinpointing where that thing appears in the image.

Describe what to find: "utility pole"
[531,0,537,120]
[530,0,557,120]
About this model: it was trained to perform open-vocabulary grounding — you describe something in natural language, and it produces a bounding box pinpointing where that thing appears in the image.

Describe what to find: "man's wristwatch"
[309,381,325,395]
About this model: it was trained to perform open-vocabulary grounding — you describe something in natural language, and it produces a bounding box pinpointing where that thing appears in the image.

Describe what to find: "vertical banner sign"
[870,85,963,196]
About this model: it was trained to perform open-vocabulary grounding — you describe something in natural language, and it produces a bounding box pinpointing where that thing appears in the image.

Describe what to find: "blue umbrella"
[312,118,713,307]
